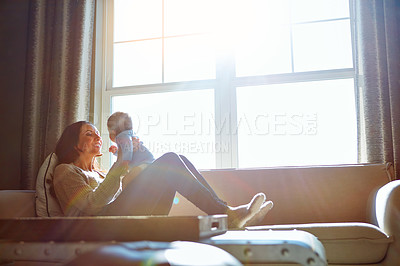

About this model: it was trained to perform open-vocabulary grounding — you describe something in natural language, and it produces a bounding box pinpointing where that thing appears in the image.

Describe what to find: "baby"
[107,112,155,169]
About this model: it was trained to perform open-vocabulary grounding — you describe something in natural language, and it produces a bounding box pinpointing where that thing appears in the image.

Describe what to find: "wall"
[0,0,30,189]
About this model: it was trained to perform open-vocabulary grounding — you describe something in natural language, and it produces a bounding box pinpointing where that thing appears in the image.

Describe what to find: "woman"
[53,121,273,228]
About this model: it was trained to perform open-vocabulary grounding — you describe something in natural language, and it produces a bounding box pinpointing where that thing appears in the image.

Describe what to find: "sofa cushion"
[35,153,63,217]
[246,222,392,264]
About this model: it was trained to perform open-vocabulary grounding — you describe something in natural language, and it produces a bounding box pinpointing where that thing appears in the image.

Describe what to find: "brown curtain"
[354,0,400,179]
[21,0,96,189]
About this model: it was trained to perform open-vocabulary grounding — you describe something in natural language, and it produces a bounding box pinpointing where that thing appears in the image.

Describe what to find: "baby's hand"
[109,145,118,154]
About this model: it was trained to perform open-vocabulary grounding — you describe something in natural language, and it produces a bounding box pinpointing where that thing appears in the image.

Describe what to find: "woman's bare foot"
[227,193,266,229]
[244,200,273,227]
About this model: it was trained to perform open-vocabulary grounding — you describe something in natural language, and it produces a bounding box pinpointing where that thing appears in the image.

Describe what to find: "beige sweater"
[53,164,122,216]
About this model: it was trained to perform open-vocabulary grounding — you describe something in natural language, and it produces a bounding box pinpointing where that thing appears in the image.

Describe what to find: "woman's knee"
[157,152,181,164]
[178,154,188,161]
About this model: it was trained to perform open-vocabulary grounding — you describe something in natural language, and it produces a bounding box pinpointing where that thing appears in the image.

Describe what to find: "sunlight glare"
[237,79,357,168]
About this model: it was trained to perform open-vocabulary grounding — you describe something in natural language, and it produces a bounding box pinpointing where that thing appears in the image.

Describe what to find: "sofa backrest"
[0,164,392,223]
[169,163,392,225]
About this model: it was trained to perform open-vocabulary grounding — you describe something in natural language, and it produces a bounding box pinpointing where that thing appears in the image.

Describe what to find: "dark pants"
[102,152,227,216]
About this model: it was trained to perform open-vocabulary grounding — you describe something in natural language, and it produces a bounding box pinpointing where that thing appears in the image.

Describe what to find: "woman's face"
[76,123,103,156]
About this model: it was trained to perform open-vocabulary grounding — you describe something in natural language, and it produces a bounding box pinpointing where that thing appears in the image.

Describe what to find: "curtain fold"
[21,0,96,189]
[354,0,400,179]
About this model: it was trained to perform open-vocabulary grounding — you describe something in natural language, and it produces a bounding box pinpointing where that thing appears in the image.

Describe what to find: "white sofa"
[1,163,399,265]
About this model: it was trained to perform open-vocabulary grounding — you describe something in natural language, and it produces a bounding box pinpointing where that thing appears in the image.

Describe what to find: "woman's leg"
[102,152,228,216]
[177,154,273,227]
[103,152,270,228]
[178,155,219,198]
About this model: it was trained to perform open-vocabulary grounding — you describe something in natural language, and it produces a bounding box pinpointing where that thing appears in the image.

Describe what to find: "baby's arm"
[132,136,140,152]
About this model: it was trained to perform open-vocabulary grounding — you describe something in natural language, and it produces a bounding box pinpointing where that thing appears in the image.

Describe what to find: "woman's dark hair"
[55,121,90,164]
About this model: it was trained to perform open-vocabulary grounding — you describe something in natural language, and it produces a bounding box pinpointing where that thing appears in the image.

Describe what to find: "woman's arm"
[53,163,125,216]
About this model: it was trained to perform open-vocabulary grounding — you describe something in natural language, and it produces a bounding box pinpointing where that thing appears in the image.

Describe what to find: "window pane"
[113,40,162,87]
[235,25,292,77]
[111,89,215,169]
[238,0,291,26]
[236,79,357,168]
[164,35,216,83]
[234,0,292,77]
[164,0,215,36]
[114,0,162,42]
[293,20,353,72]
[291,0,350,23]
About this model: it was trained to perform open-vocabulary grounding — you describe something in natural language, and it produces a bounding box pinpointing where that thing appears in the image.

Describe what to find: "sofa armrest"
[0,190,36,218]
[246,222,390,264]
[375,180,400,265]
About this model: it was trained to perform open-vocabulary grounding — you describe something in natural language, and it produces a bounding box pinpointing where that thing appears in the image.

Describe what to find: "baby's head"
[107,112,133,142]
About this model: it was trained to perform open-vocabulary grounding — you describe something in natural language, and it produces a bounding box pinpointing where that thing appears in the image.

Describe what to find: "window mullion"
[98,0,114,170]
[215,49,237,168]
[162,0,165,83]
[105,0,114,91]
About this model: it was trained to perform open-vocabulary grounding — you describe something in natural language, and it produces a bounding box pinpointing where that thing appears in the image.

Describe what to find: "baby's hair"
[107,112,133,135]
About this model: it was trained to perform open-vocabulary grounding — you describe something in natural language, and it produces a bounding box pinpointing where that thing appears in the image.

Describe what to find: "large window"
[98,0,356,169]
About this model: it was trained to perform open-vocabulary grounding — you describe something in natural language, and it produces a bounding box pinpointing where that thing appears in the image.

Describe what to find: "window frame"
[95,0,356,170]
